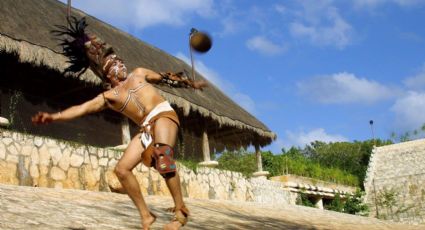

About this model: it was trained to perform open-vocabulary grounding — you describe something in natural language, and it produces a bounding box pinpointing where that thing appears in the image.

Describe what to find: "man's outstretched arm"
[143,68,207,90]
[32,94,107,125]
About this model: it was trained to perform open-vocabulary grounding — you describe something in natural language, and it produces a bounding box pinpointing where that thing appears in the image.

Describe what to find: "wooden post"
[198,128,218,167]
[255,145,263,172]
[252,144,269,178]
[202,129,211,162]
[121,117,131,145]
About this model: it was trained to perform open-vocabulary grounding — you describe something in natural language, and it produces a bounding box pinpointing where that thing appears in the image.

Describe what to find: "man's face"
[107,59,127,81]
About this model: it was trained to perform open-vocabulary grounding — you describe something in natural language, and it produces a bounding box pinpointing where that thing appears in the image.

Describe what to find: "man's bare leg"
[163,173,186,230]
[154,118,187,230]
[115,133,156,230]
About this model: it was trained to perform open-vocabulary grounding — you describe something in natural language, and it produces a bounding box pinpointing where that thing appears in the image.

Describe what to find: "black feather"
[51,16,90,76]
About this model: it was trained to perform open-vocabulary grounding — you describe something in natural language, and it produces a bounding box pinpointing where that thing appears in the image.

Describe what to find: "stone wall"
[250,177,298,205]
[271,175,356,197]
[0,129,292,205]
[364,139,425,224]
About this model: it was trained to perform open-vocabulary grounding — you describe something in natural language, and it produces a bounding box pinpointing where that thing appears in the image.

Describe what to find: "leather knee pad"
[153,143,177,176]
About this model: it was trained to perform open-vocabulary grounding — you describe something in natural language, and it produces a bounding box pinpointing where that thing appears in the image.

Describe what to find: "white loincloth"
[140,101,174,148]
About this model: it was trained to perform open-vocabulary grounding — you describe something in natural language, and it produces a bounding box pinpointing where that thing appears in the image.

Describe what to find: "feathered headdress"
[51,16,92,76]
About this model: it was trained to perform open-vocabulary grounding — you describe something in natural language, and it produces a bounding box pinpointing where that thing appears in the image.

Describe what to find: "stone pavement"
[0,184,423,230]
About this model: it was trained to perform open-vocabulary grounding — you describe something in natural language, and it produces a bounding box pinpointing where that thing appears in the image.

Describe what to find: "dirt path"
[0,184,422,229]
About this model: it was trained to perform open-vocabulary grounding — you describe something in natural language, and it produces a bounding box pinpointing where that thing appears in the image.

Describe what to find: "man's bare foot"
[142,212,156,230]
[163,220,182,230]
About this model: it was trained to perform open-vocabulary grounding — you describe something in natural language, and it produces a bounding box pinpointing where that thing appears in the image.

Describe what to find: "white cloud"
[274,4,287,14]
[285,128,348,148]
[246,36,287,56]
[391,91,425,131]
[175,52,257,114]
[297,72,397,104]
[63,0,215,30]
[404,64,425,90]
[394,0,425,6]
[289,1,353,49]
[354,0,424,8]
[354,0,386,7]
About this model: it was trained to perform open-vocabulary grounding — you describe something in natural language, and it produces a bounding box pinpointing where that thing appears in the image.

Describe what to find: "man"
[32,17,206,230]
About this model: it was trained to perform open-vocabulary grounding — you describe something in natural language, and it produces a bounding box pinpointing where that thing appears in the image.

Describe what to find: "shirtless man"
[32,17,206,230]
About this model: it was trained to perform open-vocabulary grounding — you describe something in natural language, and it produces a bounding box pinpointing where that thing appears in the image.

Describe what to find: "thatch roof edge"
[0,33,102,85]
[0,35,277,142]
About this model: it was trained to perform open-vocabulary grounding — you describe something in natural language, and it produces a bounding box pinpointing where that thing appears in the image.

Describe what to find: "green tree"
[296,192,315,208]
[217,149,256,177]
[343,189,369,216]
[261,151,283,176]
[302,139,391,187]
[325,193,344,212]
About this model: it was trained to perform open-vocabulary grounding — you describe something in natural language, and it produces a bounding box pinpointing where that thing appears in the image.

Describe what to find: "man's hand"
[31,112,55,125]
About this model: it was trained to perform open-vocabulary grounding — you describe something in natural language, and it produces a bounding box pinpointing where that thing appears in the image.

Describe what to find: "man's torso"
[103,74,165,125]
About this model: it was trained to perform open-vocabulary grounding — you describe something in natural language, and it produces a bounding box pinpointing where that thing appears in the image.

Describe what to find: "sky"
[61,0,425,153]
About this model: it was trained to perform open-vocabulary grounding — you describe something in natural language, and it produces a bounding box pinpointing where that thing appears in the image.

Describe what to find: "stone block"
[94,167,101,182]
[0,161,19,185]
[82,165,99,191]
[37,175,49,188]
[21,146,32,156]
[37,165,51,187]
[58,149,71,171]
[89,155,99,169]
[108,158,118,168]
[30,164,39,178]
[30,147,39,165]
[46,139,57,148]
[84,151,90,165]
[134,172,149,196]
[99,158,108,167]
[3,138,13,146]
[105,170,122,191]
[70,153,84,167]
[65,167,81,190]
[50,167,66,181]
[50,147,62,165]
[158,178,171,196]
[59,141,67,150]
[6,154,19,164]
[8,144,19,156]
[54,181,63,189]
[33,137,43,148]
[39,145,51,166]
[0,144,5,160]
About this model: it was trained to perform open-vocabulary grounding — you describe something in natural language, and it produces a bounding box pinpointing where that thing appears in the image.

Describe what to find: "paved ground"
[0,184,423,230]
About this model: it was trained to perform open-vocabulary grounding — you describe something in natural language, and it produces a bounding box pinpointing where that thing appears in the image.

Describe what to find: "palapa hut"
[0,0,276,173]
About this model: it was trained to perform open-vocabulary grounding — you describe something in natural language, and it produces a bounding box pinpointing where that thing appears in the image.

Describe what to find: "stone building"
[364,139,425,224]
[0,0,275,173]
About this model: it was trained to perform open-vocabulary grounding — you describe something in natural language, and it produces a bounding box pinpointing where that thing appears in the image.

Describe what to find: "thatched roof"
[0,0,276,148]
